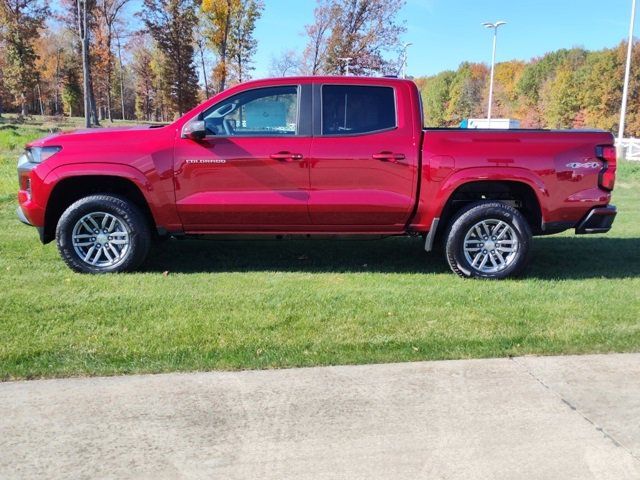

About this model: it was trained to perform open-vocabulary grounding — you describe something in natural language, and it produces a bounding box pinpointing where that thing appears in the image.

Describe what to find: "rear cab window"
[321,85,396,136]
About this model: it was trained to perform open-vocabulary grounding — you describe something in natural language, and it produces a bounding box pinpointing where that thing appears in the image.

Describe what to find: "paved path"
[1,354,639,479]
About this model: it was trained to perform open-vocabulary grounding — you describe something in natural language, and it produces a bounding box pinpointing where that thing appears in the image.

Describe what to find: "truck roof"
[236,76,417,88]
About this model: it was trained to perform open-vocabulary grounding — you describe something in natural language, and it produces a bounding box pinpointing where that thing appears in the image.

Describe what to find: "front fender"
[41,163,181,232]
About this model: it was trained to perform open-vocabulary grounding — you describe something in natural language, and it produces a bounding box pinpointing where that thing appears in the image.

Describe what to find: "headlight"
[25,146,62,164]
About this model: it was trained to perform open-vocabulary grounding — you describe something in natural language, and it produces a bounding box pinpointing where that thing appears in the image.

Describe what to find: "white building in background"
[465,118,521,130]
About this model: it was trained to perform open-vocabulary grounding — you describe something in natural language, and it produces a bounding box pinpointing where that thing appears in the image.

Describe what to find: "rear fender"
[412,167,549,230]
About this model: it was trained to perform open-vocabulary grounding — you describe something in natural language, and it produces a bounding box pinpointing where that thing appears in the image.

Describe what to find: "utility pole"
[618,0,637,145]
[482,21,507,121]
[338,57,353,76]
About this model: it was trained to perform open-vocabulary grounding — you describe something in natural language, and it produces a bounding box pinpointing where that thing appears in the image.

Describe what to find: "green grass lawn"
[1,115,639,380]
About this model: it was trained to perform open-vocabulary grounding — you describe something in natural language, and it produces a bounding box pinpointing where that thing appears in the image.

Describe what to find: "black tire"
[444,201,532,279]
[55,194,151,274]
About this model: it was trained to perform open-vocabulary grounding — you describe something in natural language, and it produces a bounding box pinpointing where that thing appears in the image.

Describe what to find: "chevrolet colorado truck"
[17,76,617,279]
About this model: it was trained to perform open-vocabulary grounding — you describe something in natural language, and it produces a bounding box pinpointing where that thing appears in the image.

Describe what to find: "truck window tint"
[203,86,298,136]
[322,85,395,135]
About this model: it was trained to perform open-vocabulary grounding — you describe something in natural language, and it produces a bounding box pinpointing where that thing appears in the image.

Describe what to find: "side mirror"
[181,119,207,140]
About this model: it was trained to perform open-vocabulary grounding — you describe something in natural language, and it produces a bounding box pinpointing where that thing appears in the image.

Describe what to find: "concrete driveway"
[1,354,639,479]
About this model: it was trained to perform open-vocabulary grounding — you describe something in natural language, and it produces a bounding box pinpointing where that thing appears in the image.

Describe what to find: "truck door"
[173,84,312,231]
[308,83,418,230]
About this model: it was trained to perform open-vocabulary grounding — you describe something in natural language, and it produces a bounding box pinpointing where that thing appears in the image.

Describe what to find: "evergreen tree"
[141,0,200,117]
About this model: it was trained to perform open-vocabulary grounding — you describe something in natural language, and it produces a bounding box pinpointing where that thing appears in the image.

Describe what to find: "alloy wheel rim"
[463,219,519,274]
[72,212,131,268]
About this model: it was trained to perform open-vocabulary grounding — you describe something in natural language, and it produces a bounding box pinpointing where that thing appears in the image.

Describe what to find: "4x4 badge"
[566,162,600,169]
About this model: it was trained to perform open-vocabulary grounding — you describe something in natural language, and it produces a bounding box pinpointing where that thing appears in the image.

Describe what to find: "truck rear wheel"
[55,195,151,274]
[444,202,532,279]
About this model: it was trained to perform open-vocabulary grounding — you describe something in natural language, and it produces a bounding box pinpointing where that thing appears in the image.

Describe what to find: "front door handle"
[270,152,304,162]
[372,152,406,163]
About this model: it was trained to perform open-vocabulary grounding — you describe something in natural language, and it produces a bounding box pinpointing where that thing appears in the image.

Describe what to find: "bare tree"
[114,28,127,119]
[73,0,100,126]
[194,22,210,98]
[303,0,406,76]
[94,0,129,122]
[302,0,332,75]
[269,50,301,77]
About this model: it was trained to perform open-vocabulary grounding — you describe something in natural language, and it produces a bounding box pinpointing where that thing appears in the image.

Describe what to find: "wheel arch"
[437,178,544,238]
[43,172,157,244]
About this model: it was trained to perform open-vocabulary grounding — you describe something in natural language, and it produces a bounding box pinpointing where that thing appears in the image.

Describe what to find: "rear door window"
[321,85,396,135]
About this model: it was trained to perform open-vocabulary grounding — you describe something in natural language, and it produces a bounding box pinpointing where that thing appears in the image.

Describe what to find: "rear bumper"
[575,205,617,234]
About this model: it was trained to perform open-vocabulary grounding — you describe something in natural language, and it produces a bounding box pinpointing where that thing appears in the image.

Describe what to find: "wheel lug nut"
[108,236,112,240]
[491,250,495,254]
[91,237,96,241]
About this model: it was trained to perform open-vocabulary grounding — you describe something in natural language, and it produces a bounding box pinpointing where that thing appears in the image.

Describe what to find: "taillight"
[596,145,617,191]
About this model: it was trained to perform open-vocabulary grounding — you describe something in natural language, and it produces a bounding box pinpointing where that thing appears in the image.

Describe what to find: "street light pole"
[401,43,413,78]
[618,0,637,144]
[338,57,353,76]
[482,21,507,121]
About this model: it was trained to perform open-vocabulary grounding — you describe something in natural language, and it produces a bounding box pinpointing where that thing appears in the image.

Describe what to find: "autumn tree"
[60,49,83,116]
[129,33,156,120]
[201,0,263,91]
[420,70,454,127]
[574,48,621,131]
[201,0,232,92]
[93,0,129,121]
[0,0,48,116]
[303,0,406,76]
[0,42,6,117]
[615,40,640,137]
[491,61,525,119]
[141,0,200,117]
[227,0,262,83]
[445,63,488,124]
[150,43,172,120]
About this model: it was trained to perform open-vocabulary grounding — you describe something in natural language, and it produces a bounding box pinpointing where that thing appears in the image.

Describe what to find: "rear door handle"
[270,152,304,162]
[372,152,406,162]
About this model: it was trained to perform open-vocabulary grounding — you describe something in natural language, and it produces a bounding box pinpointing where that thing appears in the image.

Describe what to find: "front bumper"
[575,205,617,234]
[16,205,32,225]
[17,205,47,242]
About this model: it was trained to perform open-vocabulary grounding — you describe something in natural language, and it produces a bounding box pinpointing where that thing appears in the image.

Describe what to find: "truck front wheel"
[444,202,532,279]
[55,195,151,274]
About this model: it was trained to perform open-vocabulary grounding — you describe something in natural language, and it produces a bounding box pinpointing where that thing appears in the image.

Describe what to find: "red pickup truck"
[17,76,617,279]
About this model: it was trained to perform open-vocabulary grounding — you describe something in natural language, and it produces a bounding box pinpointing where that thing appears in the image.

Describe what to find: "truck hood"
[27,124,169,148]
